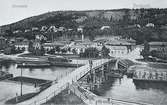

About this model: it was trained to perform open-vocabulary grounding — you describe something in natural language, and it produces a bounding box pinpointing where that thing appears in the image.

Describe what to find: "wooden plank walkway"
[17,59,112,105]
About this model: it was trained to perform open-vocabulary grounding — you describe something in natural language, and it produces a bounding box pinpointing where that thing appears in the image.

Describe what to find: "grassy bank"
[43,89,86,105]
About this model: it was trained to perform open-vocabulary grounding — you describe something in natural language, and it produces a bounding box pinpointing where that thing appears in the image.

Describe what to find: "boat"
[0,71,13,80]
[48,56,83,67]
[133,71,167,83]
[17,61,51,68]
[107,71,123,78]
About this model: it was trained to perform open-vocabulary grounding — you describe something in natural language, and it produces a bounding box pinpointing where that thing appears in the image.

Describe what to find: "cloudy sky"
[0,0,166,26]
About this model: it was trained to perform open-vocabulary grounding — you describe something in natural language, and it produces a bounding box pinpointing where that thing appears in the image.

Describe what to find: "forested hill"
[1,8,167,44]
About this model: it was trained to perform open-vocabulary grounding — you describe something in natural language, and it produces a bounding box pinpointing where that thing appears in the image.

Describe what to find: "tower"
[78,26,84,42]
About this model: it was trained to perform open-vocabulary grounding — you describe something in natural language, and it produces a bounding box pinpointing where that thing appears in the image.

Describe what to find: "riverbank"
[0,54,85,68]
[8,76,51,86]
[43,89,86,105]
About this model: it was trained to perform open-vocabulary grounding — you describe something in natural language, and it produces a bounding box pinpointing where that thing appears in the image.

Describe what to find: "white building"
[43,42,65,50]
[32,27,39,31]
[13,30,22,34]
[58,27,66,32]
[14,40,29,51]
[69,41,98,54]
[25,29,31,33]
[146,23,155,27]
[40,26,48,32]
[100,26,111,30]
[104,40,131,57]
[47,26,58,32]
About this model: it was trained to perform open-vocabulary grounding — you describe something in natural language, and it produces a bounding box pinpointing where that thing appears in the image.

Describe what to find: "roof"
[108,46,127,50]
[70,45,87,49]
[14,42,29,45]
[105,40,131,46]
[0,36,6,40]
[44,42,65,47]
[149,42,167,46]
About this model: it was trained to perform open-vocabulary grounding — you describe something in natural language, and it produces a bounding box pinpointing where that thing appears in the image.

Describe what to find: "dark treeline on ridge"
[1,8,167,44]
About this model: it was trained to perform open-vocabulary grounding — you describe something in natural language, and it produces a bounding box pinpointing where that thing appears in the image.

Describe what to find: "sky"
[0,0,167,26]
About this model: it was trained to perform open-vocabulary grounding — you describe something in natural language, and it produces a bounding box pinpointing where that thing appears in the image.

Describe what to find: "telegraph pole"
[20,63,25,96]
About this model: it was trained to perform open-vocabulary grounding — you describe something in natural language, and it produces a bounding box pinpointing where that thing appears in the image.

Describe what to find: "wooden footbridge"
[17,58,150,105]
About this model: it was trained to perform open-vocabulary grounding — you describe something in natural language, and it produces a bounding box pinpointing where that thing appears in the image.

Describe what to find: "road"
[121,46,147,65]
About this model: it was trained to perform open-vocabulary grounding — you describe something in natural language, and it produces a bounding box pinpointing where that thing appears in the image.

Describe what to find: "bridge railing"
[27,59,113,105]
[28,83,69,105]
[94,97,153,105]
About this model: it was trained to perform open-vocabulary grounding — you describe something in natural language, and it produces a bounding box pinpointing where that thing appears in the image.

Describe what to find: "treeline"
[2,8,167,44]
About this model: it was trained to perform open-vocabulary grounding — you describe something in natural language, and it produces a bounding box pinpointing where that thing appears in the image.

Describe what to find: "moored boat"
[48,56,83,67]
[0,71,13,80]
[107,71,123,78]
[17,61,51,68]
[133,70,167,82]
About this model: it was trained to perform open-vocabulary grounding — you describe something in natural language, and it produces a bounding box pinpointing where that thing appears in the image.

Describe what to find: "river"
[1,60,167,105]
[94,63,167,105]
[0,60,75,105]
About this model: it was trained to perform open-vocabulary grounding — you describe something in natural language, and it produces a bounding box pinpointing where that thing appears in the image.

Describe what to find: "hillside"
[1,8,167,44]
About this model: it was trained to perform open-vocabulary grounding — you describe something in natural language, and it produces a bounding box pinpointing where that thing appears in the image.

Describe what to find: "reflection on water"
[148,63,167,69]
[0,81,36,105]
[134,81,167,92]
[0,60,75,105]
[95,76,167,105]
[0,60,75,80]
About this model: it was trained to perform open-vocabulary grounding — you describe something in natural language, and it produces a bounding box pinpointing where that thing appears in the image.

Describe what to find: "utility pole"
[20,65,23,96]
[20,63,25,96]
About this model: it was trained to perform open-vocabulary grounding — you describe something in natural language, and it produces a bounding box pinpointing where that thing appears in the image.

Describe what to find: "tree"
[4,47,12,55]
[140,41,150,59]
[101,45,110,58]
[47,48,55,54]
[67,47,71,52]
[80,47,99,58]
[5,29,13,37]
[40,46,45,56]
[22,47,25,52]
[61,49,67,54]
[72,49,77,55]
[150,50,157,57]
[28,41,34,53]
[55,46,61,53]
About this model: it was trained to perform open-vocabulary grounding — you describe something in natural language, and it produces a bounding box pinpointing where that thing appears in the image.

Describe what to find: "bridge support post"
[67,83,71,95]
[105,63,109,80]
[115,59,119,70]
[89,60,96,91]
[101,65,105,82]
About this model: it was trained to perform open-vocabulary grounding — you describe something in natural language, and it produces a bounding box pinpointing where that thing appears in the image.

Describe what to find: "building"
[13,30,22,34]
[149,42,167,52]
[149,42,167,60]
[25,29,31,33]
[68,41,98,54]
[77,26,84,41]
[70,44,86,54]
[47,26,58,32]
[146,23,155,27]
[35,34,47,41]
[58,27,66,32]
[43,42,65,51]
[14,40,29,51]
[15,37,25,43]
[32,27,39,31]
[153,47,167,60]
[100,26,110,30]
[104,40,132,57]
[40,26,48,32]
